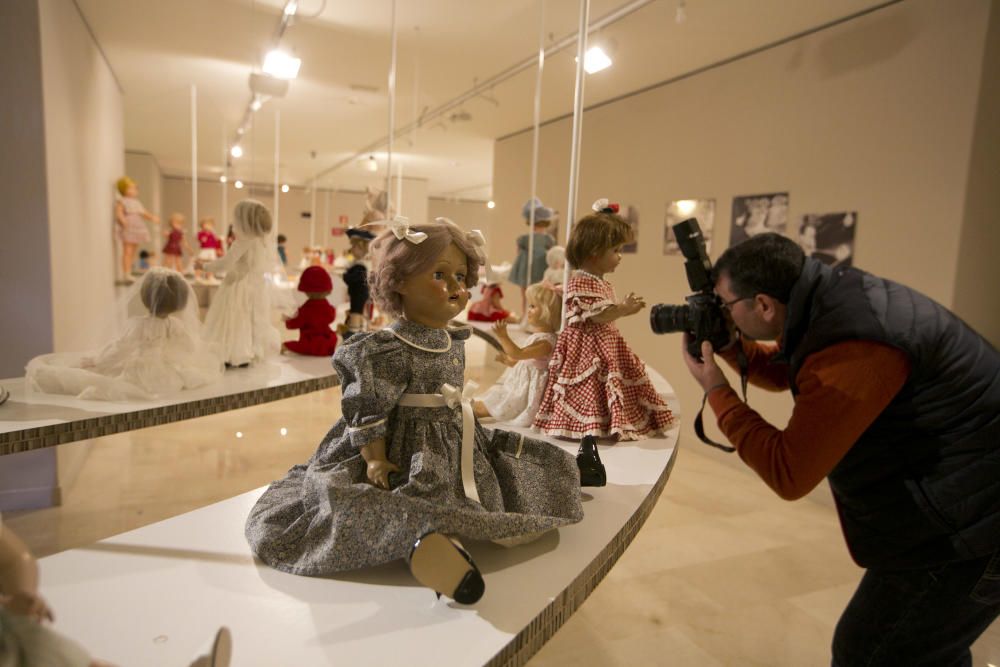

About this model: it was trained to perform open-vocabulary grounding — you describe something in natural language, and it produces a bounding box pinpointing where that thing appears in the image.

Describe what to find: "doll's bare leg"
[122,242,136,279]
[472,400,491,419]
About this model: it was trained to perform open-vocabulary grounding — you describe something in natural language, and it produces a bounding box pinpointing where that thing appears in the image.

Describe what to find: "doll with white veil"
[201,200,282,367]
[26,269,223,401]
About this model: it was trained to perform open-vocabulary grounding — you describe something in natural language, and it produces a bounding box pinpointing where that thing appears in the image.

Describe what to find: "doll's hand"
[495,352,515,367]
[366,458,400,490]
[491,320,510,340]
[619,293,646,317]
[2,590,54,623]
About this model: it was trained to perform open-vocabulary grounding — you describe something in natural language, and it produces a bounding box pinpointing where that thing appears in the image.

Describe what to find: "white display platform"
[37,379,680,666]
[0,355,339,456]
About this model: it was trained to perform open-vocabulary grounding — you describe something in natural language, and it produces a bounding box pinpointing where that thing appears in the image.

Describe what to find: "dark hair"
[277,234,287,243]
[139,250,150,259]
[714,233,805,304]
[566,213,632,267]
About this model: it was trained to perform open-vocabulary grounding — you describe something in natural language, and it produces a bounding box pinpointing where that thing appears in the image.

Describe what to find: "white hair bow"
[387,216,427,244]
[464,228,496,282]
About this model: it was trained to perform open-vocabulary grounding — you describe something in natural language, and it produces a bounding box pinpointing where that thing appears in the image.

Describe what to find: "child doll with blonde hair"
[114,176,159,283]
[533,199,675,441]
[473,282,561,425]
[245,217,582,605]
[201,200,281,367]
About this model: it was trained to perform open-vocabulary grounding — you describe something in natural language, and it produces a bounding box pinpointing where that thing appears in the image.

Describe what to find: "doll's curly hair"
[369,220,482,319]
[140,268,189,318]
[566,212,633,267]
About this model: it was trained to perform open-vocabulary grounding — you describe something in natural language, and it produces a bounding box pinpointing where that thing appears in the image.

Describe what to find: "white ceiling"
[76,0,891,199]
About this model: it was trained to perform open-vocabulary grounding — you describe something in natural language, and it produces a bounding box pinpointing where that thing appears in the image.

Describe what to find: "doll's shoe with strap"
[408,532,485,605]
[577,435,607,487]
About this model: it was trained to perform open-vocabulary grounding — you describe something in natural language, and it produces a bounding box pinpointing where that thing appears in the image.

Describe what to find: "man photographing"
[681,233,1000,665]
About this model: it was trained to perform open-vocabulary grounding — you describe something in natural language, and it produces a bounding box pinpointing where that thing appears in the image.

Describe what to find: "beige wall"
[493,0,995,471]
[39,0,123,354]
[0,0,54,378]
[952,2,1000,344]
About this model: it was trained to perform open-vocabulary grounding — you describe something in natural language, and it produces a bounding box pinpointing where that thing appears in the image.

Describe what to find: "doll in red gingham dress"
[533,200,675,441]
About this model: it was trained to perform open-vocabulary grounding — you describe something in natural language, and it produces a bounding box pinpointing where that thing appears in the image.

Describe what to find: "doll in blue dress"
[245,218,583,605]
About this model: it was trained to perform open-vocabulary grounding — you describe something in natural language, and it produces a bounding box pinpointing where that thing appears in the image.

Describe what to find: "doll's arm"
[333,338,407,488]
[284,312,303,329]
[491,322,553,360]
[588,293,646,324]
[360,438,399,489]
[0,524,53,622]
[114,201,127,228]
[203,238,248,272]
[139,204,159,224]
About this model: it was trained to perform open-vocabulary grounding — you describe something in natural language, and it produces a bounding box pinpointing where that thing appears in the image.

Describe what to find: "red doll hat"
[297,266,333,293]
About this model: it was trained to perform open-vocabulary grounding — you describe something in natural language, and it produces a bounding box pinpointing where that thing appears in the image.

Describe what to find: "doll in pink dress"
[533,200,675,441]
[114,176,159,283]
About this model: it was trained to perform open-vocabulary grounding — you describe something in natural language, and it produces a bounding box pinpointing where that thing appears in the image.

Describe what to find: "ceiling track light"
[365,155,378,172]
[230,144,244,158]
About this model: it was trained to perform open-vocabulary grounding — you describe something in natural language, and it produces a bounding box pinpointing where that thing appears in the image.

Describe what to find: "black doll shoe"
[408,532,485,605]
[577,435,607,487]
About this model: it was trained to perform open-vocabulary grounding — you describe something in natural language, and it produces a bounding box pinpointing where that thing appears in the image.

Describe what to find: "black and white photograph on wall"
[798,212,858,268]
[729,192,789,247]
[664,199,715,255]
[622,205,640,253]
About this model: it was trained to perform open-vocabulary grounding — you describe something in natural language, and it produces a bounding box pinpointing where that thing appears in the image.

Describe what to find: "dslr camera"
[650,218,731,359]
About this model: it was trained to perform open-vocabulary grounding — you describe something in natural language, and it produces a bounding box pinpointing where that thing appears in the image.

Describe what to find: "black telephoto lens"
[650,304,691,335]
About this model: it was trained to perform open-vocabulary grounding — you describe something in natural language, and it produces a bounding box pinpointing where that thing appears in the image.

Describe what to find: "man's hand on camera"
[682,335,730,393]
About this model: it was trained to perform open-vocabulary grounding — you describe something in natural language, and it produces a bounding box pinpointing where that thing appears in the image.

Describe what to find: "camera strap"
[693,344,749,454]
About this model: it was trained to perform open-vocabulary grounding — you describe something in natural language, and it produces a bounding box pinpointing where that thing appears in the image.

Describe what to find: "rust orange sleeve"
[707,340,911,500]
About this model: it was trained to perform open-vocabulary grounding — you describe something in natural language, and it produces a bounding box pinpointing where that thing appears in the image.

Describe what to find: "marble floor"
[3,343,998,666]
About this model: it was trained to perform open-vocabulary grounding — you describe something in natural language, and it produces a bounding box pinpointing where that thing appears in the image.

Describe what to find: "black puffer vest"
[780,259,1000,569]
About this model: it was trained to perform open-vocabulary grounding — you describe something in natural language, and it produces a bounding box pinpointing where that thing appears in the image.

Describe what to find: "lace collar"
[391,318,471,353]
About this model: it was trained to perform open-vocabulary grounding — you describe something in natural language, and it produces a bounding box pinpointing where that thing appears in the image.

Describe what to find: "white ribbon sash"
[396,382,480,504]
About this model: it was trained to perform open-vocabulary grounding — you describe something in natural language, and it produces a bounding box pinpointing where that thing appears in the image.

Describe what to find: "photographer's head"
[713,233,804,340]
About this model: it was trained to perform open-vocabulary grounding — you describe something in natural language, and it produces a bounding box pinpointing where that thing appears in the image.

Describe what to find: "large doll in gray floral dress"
[245,218,583,605]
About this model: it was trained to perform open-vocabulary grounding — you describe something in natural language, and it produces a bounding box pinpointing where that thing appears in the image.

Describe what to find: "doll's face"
[526,299,546,329]
[201,221,214,232]
[397,242,470,329]
[588,243,624,276]
[125,184,138,198]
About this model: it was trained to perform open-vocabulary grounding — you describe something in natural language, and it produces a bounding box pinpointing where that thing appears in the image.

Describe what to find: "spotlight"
[281,184,290,193]
[365,155,378,172]
[250,97,263,112]
[676,199,697,216]
[235,180,244,189]
[263,49,301,80]
[583,46,612,74]
[236,431,244,439]
[220,175,228,184]
[487,200,496,209]
[280,427,288,436]
[283,0,298,16]
[230,145,244,158]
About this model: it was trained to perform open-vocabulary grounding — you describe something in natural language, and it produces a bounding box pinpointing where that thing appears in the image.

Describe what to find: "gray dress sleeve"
[331,332,408,449]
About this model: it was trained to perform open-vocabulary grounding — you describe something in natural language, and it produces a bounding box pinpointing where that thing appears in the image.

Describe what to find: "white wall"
[492,0,995,475]
[39,0,123,353]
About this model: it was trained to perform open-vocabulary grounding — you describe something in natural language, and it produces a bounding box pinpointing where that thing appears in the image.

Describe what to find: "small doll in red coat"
[282,266,338,356]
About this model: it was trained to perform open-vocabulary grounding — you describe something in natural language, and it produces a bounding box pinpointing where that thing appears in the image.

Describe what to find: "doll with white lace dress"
[473,282,561,426]
[201,200,282,367]
[245,218,583,605]
[26,268,223,401]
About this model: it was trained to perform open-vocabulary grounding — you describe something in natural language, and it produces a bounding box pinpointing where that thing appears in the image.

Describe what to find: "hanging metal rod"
[313,0,655,181]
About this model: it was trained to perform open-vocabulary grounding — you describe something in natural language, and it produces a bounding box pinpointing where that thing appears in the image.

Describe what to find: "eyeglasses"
[720,295,753,311]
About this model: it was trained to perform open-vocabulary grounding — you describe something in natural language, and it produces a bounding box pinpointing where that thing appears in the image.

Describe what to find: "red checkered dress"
[533,271,676,441]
